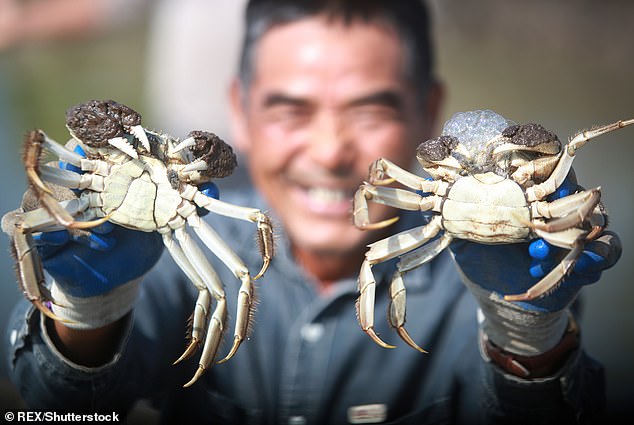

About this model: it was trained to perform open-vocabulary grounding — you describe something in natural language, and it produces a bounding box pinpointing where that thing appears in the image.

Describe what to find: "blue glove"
[35,223,164,298]
[34,146,220,298]
[450,173,621,313]
[445,171,622,359]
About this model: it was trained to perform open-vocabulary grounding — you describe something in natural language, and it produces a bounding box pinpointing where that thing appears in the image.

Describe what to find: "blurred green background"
[1,0,632,420]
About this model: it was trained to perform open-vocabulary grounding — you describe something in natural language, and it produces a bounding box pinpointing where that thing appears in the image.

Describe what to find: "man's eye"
[347,106,400,128]
[266,105,311,127]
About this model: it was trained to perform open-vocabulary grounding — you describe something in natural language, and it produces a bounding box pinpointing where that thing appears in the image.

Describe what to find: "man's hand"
[448,174,621,373]
[36,223,164,298]
[450,231,621,313]
[33,178,221,328]
[450,172,621,313]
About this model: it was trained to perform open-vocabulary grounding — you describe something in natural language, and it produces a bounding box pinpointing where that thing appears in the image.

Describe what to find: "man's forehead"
[253,15,402,63]
[250,17,407,86]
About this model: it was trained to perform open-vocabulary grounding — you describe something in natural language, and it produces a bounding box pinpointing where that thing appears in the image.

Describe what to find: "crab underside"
[353,110,633,351]
[2,99,275,387]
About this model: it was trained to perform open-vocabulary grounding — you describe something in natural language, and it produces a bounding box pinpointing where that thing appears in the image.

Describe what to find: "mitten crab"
[353,110,632,351]
[2,99,274,386]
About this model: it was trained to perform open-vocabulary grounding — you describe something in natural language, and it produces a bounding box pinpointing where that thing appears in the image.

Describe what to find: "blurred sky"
[0,0,633,417]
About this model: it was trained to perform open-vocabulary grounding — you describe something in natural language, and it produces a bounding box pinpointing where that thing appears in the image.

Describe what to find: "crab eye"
[65,99,142,147]
[416,135,459,162]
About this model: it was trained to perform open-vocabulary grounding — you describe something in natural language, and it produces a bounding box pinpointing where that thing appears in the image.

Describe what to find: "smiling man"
[5,1,620,424]
[229,11,441,288]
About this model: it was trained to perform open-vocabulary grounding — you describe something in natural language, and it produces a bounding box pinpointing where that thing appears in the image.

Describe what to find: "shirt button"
[288,415,307,425]
[301,323,324,343]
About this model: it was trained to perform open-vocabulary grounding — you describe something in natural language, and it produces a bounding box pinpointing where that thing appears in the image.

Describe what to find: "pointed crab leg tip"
[173,340,200,365]
[359,216,400,231]
[182,366,206,388]
[33,301,74,324]
[372,177,397,186]
[253,260,270,280]
[366,328,396,349]
[67,214,112,230]
[397,327,428,353]
[504,293,530,302]
[26,169,53,195]
[217,337,242,364]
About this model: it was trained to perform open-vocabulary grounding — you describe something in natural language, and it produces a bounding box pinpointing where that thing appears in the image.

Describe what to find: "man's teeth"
[307,187,349,203]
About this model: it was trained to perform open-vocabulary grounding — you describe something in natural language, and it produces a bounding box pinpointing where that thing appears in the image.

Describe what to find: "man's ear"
[229,78,250,154]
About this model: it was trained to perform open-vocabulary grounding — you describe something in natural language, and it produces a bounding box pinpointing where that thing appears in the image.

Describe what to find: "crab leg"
[510,156,560,186]
[357,259,394,349]
[23,131,110,229]
[7,199,108,323]
[388,270,427,353]
[185,185,274,279]
[369,158,450,195]
[386,233,452,353]
[10,230,69,322]
[39,165,105,192]
[161,230,210,364]
[354,183,442,230]
[173,289,212,365]
[173,226,227,387]
[357,216,443,348]
[365,216,443,264]
[185,293,226,388]
[37,131,83,167]
[531,188,601,233]
[505,241,584,301]
[353,185,399,230]
[526,118,634,201]
[508,189,602,301]
[533,227,588,250]
[186,214,255,363]
[17,198,89,232]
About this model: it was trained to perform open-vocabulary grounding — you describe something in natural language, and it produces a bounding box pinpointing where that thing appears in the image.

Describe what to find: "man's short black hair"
[238,0,435,104]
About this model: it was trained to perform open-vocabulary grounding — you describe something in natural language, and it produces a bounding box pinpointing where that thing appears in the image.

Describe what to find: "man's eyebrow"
[262,93,311,108]
[346,90,404,110]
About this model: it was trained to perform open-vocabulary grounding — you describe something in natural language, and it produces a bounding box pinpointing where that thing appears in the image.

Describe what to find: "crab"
[1,99,275,387]
[353,110,633,352]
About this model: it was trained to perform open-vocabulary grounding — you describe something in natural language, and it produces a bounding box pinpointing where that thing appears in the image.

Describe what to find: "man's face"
[231,17,441,265]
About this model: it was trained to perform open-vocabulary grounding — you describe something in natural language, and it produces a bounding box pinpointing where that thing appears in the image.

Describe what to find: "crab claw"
[170,136,196,155]
[182,159,209,173]
[108,137,138,159]
[128,125,151,152]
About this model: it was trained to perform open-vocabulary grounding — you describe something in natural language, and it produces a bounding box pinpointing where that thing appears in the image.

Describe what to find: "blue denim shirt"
[5,186,604,424]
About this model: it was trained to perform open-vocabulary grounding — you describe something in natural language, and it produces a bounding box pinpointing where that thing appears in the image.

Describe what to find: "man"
[5,1,619,423]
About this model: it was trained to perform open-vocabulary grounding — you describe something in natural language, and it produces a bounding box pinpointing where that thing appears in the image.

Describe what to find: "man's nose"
[307,113,355,170]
